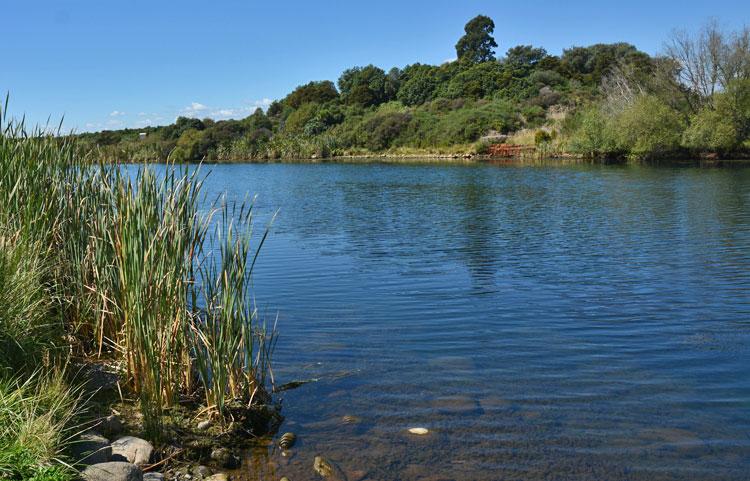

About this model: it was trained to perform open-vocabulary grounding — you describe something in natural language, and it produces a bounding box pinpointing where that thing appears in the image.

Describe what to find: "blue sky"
[3,0,748,132]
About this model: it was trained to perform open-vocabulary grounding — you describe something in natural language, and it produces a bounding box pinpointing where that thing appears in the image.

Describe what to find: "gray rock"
[82,462,143,481]
[80,363,120,395]
[71,432,111,465]
[111,436,154,466]
[99,414,124,436]
[143,473,164,481]
[196,420,211,430]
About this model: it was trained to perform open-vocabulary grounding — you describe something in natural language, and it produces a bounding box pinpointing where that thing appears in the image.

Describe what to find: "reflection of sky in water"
[141,162,750,480]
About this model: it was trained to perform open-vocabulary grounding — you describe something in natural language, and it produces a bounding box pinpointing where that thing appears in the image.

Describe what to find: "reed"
[191,200,276,415]
[1,97,276,445]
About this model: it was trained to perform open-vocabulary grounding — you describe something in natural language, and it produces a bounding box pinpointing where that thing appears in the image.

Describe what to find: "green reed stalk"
[1,96,277,438]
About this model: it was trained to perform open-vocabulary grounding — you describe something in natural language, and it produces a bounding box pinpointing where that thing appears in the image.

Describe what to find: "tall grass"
[0,372,82,481]
[1,96,276,447]
[191,201,276,415]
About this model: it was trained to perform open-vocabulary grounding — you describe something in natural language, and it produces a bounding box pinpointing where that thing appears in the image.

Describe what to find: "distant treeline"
[77,15,750,162]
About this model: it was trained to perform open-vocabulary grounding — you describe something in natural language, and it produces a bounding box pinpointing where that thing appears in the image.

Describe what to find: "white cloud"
[136,119,152,127]
[188,102,207,112]
[109,110,126,117]
[443,57,457,64]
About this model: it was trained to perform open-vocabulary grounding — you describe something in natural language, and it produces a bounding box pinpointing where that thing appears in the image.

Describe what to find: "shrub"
[614,95,684,159]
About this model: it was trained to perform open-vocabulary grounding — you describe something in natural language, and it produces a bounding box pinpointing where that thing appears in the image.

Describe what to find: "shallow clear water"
[197,161,750,480]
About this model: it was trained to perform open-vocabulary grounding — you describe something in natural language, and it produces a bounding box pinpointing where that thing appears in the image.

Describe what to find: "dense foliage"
[78,16,750,162]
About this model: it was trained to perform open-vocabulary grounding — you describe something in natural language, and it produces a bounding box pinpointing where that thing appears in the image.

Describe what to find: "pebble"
[408,427,429,435]
[197,420,211,430]
[278,432,296,449]
[143,473,164,481]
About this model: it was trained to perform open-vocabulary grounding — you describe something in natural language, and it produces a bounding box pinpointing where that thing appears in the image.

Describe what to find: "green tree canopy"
[284,81,339,109]
[243,108,273,131]
[445,61,506,99]
[338,65,394,107]
[560,43,653,86]
[455,15,498,64]
[504,45,549,69]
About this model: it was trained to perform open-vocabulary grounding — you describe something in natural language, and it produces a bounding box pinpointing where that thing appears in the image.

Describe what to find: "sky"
[2,0,749,132]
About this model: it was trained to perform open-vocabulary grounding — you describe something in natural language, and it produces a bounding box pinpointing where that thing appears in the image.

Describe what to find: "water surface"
[198,161,750,481]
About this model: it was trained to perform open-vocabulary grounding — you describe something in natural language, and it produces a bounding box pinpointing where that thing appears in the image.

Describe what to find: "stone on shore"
[71,432,111,465]
[143,473,164,481]
[99,414,124,436]
[111,436,154,466]
[82,462,143,481]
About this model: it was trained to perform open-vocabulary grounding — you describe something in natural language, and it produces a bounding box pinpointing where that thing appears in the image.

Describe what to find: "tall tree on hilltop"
[456,15,498,64]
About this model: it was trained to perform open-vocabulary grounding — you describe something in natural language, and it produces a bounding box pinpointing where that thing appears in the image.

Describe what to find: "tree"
[162,116,205,140]
[170,128,204,161]
[561,43,652,87]
[504,45,548,69]
[243,108,272,131]
[283,81,339,109]
[683,78,750,151]
[455,15,498,64]
[445,61,506,99]
[664,21,750,110]
[338,65,391,107]
[397,64,440,106]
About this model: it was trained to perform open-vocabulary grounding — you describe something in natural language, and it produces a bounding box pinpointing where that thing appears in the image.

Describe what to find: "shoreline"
[177,153,750,167]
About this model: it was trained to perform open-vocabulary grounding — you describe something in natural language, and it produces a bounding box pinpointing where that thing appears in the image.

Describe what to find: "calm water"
[197,161,750,481]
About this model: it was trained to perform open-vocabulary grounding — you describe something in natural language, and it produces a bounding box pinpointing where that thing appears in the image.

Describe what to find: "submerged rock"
[210,447,240,469]
[313,456,347,480]
[408,427,429,435]
[82,462,143,481]
[278,432,296,449]
[71,432,111,465]
[111,436,154,466]
[341,415,360,425]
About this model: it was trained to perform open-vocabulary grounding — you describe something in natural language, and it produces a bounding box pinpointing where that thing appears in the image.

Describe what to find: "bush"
[614,95,684,159]
[534,130,552,145]
[682,107,739,152]
[566,106,618,156]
